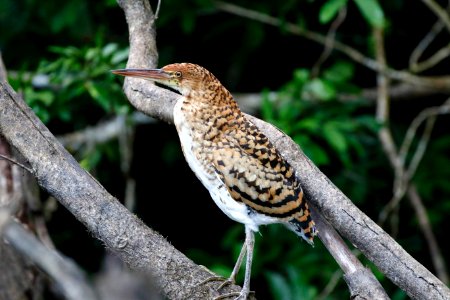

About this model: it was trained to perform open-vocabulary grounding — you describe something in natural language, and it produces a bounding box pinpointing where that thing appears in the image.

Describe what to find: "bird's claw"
[197,275,228,287]
[198,275,253,300]
[213,290,254,300]
[217,278,235,291]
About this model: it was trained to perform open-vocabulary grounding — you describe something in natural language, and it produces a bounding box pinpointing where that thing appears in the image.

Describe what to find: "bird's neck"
[178,89,243,139]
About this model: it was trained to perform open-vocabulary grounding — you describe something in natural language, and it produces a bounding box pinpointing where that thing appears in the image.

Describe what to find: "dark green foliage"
[10,43,129,125]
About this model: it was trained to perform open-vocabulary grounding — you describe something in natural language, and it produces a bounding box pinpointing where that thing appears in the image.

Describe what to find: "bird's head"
[112,63,217,97]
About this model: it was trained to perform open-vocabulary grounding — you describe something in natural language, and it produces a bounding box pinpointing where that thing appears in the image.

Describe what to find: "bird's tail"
[286,204,317,246]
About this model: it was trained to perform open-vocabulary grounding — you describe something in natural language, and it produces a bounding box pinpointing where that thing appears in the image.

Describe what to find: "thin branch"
[117,116,137,212]
[154,0,162,20]
[316,269,342,300]
[420,0,450,33]
[381,98,450,223]
[399,98,450,170]
[311,6,347,77]
[57,112,154,150]
[404,114,436,179]
[0,153,33,174]
[412,43,450,73]
[410,0,450,73]
[407,185,449,284]
[0,52,6,82]
[409,20,445,72]
[372,24,448,282]
[373,27,401,173]
[373,27,406,229]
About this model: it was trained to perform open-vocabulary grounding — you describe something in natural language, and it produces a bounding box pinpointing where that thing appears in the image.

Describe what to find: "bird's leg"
[239,226,254,299]
[215,226,255,300]
[198,230,247,288]
[216,240,247,290]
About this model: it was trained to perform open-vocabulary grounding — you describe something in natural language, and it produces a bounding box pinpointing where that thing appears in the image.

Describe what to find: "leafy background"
[1,0,449,299]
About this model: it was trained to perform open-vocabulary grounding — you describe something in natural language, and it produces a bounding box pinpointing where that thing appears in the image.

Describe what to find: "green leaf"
[292,69,309,85]
[294,118,320,132]
[102,43,118,57]
[354,0,385,27]
[319,0,348,24]
[323,122,347,153]
[305,78,336,101]
[86,81,113,112]
[323,60,355,83]
[266,271,292,300]
[294,135,330,166]
[111,47,129,65]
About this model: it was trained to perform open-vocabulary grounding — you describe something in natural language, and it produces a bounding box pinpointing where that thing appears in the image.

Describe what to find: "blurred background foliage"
[1,0,449,299]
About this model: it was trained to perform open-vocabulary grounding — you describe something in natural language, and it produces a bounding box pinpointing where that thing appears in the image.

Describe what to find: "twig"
[0,210,98,300]
[373,27,401,172]
[409,20,445,72]
[0,153,33,174]
[0,52,6,82]
[214,1,379,71]
[316,269,342,300]
[117,115,137,212]
[410,0,450,73]
[154,0,162,20]
[399,98,450,170]
[413,44,450,73]
[373,27,406,229]
[372,25,448,281]
[311,6,347,77]
[407,185,449,284]
[420,0,450,33]
[381,98,450,223]
[57,112,154,150]
[214,1,450,90]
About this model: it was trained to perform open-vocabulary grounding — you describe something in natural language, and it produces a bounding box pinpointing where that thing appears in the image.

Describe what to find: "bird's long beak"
[111,68,171,82]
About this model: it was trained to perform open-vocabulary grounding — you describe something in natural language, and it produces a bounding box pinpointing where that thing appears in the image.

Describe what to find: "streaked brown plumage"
[112,63,316,299]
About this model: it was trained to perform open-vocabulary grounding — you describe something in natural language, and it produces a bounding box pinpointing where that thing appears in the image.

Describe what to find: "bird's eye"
[174,71,182,78]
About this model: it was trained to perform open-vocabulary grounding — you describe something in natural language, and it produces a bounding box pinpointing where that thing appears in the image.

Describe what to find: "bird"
[112,63,317,299]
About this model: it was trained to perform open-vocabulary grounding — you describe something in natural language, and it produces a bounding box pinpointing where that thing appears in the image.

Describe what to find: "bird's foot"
[198,275,253,300]
[216,277,235,291]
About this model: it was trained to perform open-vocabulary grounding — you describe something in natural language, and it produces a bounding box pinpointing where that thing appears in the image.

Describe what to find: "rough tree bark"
[0,54,45,300]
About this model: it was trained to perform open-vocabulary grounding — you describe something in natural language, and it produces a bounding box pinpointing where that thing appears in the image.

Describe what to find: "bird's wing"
[210,132,306,220]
